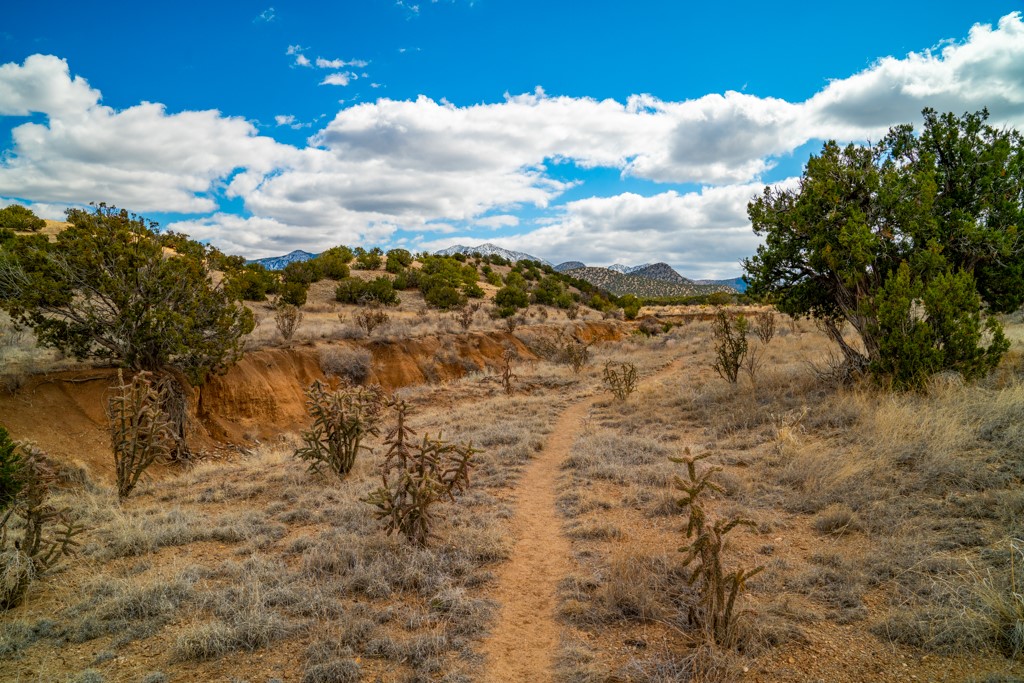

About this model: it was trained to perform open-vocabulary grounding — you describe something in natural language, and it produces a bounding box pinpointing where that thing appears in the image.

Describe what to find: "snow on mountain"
[247,249,317,271]
[435,243,549,265]
[607,263,650,274]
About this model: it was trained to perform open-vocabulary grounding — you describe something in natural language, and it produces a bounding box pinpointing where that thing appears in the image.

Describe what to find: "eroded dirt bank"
[0,321,626,478]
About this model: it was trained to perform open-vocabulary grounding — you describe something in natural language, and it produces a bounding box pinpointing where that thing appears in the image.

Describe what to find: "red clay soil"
[0,322,626,480]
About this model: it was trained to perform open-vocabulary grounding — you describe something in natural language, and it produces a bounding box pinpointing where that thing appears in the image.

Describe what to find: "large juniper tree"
[0,204,255,456]
[744,109,1022,388]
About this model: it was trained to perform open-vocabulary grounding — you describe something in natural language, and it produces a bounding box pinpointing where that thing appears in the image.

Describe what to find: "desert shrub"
[295,381,386,479]
[602,361,638,401]
[711,308,748,383]
[363,277,399,306]
[365,400,477,546]
[274,303,303,341]
[1,445,83,610]
[753,310,777,344]
[315,247,353,280]
[385,248,412,273]
[354,305,390,336]
[0,427,20,512]
[533,329,591,373]
[501,347,518,395]
[353,247,383,270]
[566,303,581,320]
[319,346,373,384]
[335,277,399,306]
[637,316,663,336]
[282,259,323,285]
[494,286,529,317]
[0,205,45,232]
[226,264,279,301]
[672,449,762,647]
[462,280,485,299]
[502,313,525,333]
[423,284,466,310]
[454,302,482,331]
[741,342,765,386]
[278,280,309,307]
[107,371,175,500]
[620,295,641,320]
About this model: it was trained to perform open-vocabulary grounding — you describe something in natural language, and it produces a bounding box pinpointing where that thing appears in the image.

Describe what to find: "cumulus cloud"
[427,182,797,278]
[0,55,296,213]
[807,12,1024,139]
[0,54,97,118]
[4,12,1024,273]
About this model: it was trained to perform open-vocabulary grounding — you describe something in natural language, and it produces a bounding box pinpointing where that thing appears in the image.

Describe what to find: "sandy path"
[481,358,686,682]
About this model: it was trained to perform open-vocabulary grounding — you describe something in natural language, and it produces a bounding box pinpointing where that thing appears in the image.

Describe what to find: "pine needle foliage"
[365,400,477,547]
[295,381,385,479]
[107,370,175,500]
[671,448,763,648]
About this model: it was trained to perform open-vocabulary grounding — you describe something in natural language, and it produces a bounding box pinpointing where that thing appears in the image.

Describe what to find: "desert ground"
[1,273,1023,683]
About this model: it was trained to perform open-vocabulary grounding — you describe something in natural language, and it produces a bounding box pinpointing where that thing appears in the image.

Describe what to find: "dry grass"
[0,363,593,681]
[549,315,1024,679]
[4,308,1024,681]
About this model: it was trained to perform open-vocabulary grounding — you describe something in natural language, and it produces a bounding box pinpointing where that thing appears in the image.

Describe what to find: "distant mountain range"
[435,243,549,265]
[558,260,743,293]
[564,264,734,297]
[694,276,747,293]
[246,246,745,295]
[247,249,316,271]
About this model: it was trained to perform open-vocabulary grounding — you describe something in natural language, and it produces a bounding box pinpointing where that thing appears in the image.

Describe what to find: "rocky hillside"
[564,266,731,297]
[629,262,692,285]
[554,261,585,272]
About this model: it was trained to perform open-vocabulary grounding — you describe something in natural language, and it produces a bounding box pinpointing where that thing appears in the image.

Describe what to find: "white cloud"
[0,55,297,213]
[315,57,369,69]
[0,196,71,221]
[4,12,1024,275]
[320,72,357,87]
[0,54,97,118]
[253,7,276,23]
[475,214,519,229]
[432,182,795,278]
[286,45,311,68]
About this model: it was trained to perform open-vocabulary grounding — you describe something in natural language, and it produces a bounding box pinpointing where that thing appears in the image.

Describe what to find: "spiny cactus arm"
[717,517,757,537]
[721,565,765,633]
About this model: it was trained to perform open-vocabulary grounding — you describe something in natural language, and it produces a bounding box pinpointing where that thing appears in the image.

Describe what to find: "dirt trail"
[481,358,686,682]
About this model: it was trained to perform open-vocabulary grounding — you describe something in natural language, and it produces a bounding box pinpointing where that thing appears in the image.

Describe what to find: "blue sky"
[2,1,1023,277]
